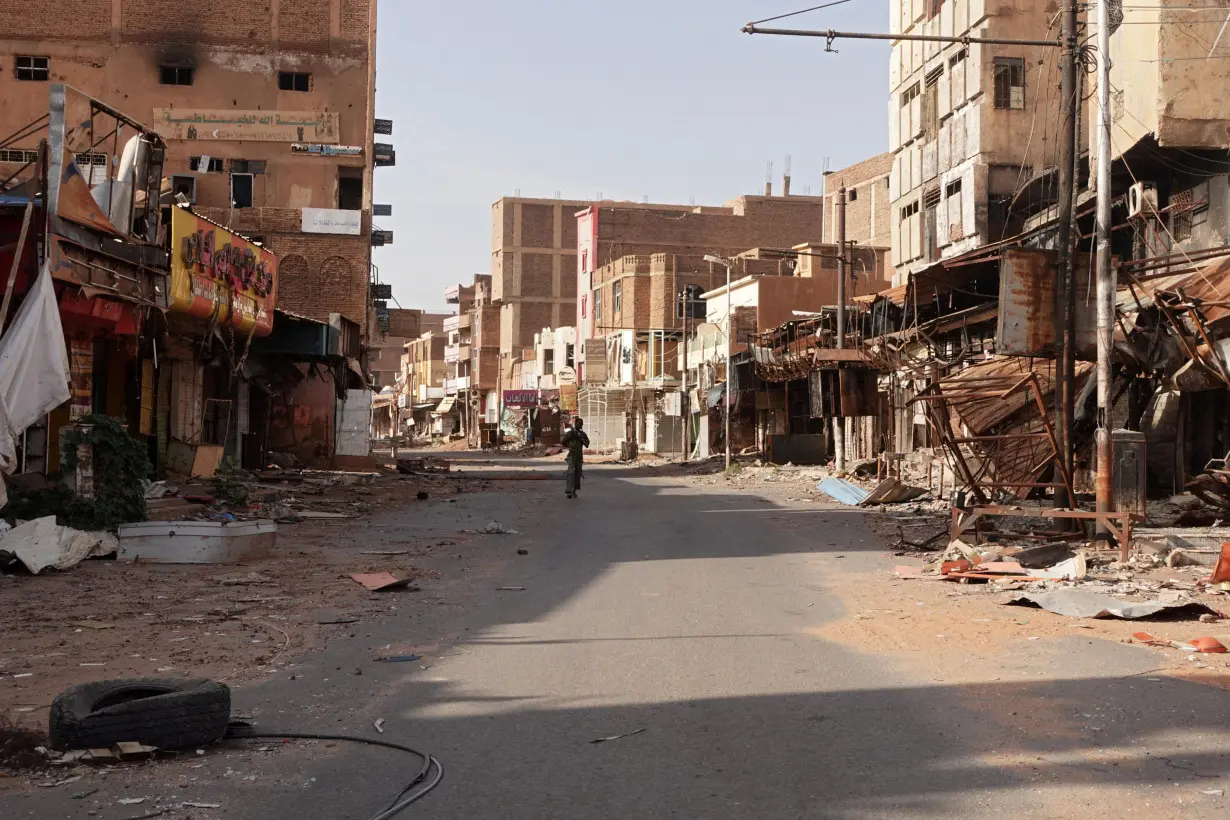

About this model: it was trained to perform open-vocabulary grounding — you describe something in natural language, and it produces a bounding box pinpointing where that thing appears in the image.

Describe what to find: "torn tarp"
[1004,588,1222,620]
[0,516,117,574]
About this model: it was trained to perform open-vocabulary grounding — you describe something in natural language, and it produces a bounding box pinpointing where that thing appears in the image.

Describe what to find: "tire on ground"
[48,677,231,751]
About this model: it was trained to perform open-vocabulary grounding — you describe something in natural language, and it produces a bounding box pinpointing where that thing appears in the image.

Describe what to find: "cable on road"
[747,0,857,27]
[225,721,444,818]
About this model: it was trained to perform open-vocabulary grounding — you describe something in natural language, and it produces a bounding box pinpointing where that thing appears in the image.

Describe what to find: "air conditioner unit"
[1128,181,1158,218]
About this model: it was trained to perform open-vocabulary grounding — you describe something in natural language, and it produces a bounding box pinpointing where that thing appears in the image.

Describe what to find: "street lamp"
[704,254,734,470]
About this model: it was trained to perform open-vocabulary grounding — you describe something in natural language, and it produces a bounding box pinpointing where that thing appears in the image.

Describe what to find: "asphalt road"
[6,456,1229,819]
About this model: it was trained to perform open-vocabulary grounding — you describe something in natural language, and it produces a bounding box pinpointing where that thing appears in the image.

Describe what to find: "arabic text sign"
[301,208,362,235]
[503,390,540,409]
[152,109,340,143]
[169,209,277,336]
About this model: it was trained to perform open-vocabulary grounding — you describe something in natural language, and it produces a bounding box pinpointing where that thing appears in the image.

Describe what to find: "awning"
[433,396,457,415]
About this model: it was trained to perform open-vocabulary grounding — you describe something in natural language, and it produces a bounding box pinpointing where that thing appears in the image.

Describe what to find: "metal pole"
[681,299,689,462]
[1095,0,1115,522]
[1056,2,1079,509]
[741,25,1060,48]
[833,187,847,472]
[725,261,732,471]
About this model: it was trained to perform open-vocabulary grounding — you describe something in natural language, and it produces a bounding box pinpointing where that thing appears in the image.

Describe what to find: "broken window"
[190,156,223,173]
[900,201,919,221]
[923,188,941,262]
[171,175,197,204]
[160,65,193,86]
[922,67,942,141]
[278,71,311,92]
[338,168,363,210]
[900,82,920,109]
[565,343,575,368]
[230,173,254,208]
[16,55,49,82]
[993,57,1025,110]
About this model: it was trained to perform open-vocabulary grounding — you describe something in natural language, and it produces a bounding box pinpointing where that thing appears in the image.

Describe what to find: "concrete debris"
[350,573,417,592]
[1004,588,1223,620]
[396,457,450,475]
[473,521,518,535]
[0,516,117,574]
[117,519,277,564]
[1011,542,1078,569]
[861,478,928,506]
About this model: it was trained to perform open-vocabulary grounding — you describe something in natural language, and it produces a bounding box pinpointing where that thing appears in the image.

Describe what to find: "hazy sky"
[371,0,890,311]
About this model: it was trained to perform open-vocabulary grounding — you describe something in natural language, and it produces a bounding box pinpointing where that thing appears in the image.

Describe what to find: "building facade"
[888,0,1059,281]
[491,197,591,358]
[821,153,894,249]
[0,0,380,334]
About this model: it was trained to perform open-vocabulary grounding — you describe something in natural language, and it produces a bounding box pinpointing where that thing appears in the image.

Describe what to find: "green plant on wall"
[4,415,151,531]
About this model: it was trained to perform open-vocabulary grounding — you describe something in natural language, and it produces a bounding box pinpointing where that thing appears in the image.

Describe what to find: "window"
[278,71,311,92]
[993,57,1025,110]
[926,0,942,20]
[544,348,555,376]
[159,65,193,86]
[949,48,967,68]
[593,289,602,324]
[580,293,587,318]
[0,149,38,163]
[16,56,49,82]
[190,156,223,173]
[612,281,622,315]
[338,168,363,210]
[230,173,254,208]
[848,188,858,202]
[900,82,920,108]
[171,175,197,203]
[922,67,942,141]
[900,201,920,220]
[945,179,962,198]
[565,343,575,368]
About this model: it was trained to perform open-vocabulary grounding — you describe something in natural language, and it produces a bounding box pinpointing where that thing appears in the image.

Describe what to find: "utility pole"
[1056,2,1079,509]
[681,292,689,462]
[1094,0,1115,520]
[725,262,732,471]
[834,187,847,472]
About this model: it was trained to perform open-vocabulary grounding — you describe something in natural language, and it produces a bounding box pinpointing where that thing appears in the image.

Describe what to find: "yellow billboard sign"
[152,109,340,143]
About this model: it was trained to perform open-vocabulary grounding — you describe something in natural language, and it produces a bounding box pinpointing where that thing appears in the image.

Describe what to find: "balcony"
[443,313,472,333]
[444,344,471,363]
[444,376,472,394]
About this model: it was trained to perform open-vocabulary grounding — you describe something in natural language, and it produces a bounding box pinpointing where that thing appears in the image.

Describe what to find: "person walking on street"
[562,417,589,499]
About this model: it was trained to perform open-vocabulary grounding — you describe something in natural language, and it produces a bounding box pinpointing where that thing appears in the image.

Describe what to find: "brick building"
[491,197,593,358]
[444,274,501,439]
[370,309,448,390]
[821,153,894,251]
[0,0,381,331]
[577,196,827,338]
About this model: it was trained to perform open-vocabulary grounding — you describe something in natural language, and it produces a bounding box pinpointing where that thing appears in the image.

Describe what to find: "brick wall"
[822,153,894,249]
[491,196,592,353]
[0,0,110,41]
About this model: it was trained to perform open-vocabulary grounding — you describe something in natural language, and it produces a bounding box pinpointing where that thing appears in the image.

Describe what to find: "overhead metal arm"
[741,24,1060,49]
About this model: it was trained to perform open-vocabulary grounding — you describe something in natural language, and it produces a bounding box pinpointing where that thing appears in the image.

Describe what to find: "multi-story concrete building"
[444,274,502,437]
[821,153,894,249]
[401,330,449,438]
[888,0,1059,281]
[0,0,381,332]
[491,196,593,359]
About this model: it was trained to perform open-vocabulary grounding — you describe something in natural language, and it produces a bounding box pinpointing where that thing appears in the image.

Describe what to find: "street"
[5,454,1228,819]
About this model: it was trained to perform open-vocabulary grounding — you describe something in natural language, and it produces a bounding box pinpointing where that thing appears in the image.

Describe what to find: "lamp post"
[704,255,733,470]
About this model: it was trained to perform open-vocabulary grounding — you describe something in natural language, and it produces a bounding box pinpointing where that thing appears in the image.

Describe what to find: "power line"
[748,0,856,27]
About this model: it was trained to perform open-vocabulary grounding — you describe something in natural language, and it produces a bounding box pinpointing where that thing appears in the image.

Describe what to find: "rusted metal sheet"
[1161,254,1230,330]
[838,368,878,418]
[996,249,1095,359]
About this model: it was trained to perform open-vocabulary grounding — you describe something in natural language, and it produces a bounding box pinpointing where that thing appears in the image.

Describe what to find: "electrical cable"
[747,0,855,27]
[224,722,444,819]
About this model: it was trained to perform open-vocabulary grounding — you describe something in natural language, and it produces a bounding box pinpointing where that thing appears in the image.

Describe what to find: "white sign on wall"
[301,207,362,235]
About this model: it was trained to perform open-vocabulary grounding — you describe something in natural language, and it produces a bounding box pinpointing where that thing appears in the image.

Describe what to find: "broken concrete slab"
[860,478,928,506]
[350,573,418,592]
[1004,588,1224,620]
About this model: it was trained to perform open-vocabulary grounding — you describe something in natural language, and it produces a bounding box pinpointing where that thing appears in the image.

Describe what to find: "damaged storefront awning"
[433,396,457,415]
